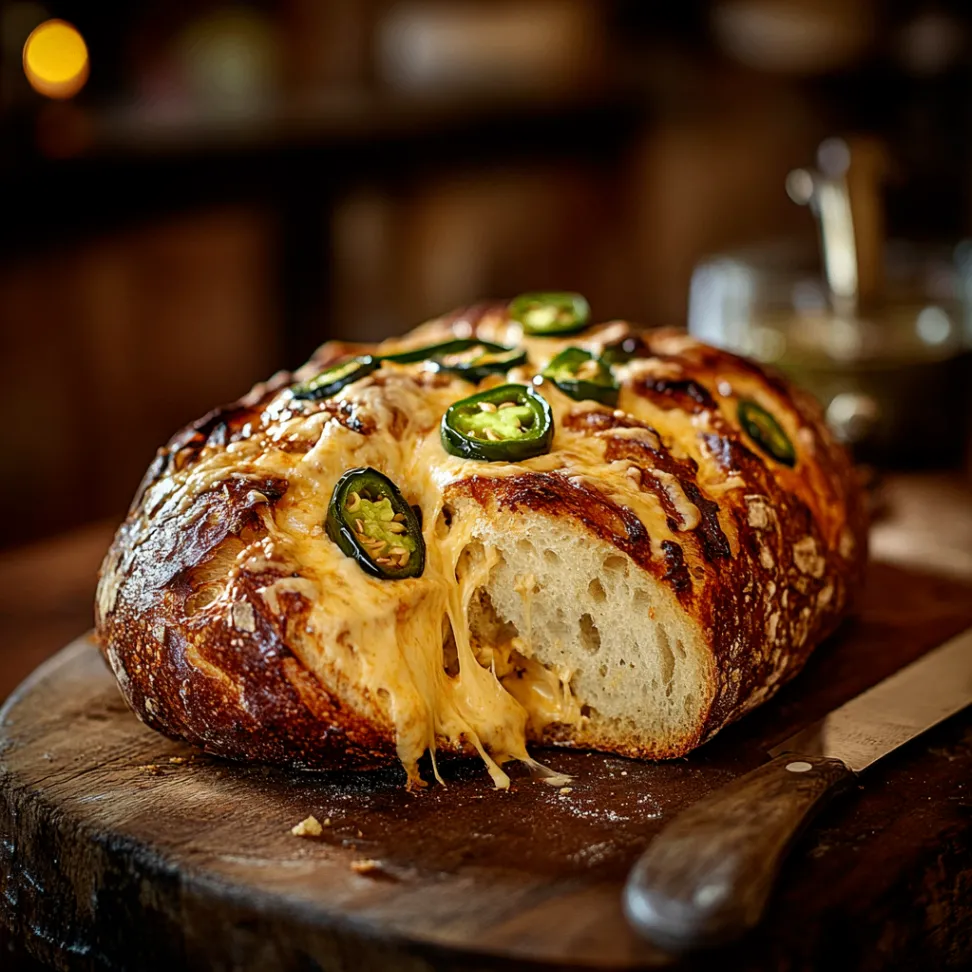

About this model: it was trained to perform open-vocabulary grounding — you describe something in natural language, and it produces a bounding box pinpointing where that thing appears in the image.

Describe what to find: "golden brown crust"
[97,479,397,770]
[96,307,867,772]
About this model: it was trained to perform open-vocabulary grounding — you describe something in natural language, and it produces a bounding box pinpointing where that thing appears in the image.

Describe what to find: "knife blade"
[769,625,972,770]
[623,624,972,953]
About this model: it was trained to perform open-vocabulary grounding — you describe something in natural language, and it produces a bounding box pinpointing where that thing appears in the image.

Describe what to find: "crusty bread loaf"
[95,302,867,787]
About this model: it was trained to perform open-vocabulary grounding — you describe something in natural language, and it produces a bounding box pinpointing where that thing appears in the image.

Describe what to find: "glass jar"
[688,239,972,468]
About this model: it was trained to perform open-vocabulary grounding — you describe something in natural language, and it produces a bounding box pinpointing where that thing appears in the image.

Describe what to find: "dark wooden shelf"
[1,85,647,259]
[83,86,647,158]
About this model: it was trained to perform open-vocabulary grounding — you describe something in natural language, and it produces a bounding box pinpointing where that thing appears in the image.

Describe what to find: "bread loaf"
[95,301,867,787]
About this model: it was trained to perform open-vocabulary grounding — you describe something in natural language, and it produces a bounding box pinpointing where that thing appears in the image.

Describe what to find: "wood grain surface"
[1,559,972,972]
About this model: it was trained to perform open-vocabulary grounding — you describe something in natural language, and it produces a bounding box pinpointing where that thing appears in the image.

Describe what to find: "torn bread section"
[459,502,713,759]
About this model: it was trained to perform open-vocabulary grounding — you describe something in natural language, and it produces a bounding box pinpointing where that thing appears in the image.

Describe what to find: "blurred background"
[2,0,972,551]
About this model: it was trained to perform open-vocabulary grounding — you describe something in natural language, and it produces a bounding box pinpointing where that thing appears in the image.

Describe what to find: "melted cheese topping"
[138,322,751,787]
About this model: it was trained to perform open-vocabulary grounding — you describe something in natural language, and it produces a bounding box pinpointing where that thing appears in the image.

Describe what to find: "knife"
[623,624,972,953]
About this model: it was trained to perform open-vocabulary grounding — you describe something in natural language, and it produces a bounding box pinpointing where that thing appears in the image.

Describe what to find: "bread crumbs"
[350,859,382,875]
[291,816,324,838]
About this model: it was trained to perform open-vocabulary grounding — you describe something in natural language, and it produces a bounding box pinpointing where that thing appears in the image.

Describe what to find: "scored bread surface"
[96,303,867,787]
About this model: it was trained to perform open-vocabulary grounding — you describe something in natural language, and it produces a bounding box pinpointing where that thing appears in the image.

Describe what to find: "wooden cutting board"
[1,560,972,972]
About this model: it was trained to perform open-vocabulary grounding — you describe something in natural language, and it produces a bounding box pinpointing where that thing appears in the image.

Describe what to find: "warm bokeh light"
[23,19,88,99]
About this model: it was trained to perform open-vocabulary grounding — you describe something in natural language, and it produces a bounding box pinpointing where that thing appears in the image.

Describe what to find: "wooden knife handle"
[623,754,855,952]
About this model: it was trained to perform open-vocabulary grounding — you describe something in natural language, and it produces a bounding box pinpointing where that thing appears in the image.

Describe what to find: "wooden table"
[1,474,971,971]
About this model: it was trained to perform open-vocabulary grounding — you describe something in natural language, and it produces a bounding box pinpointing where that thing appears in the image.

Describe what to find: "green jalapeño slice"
[541,347,619,406]
[381,338,526,380]
[326,467,425,579]
[508,291,590,336]
[431,340,527,383]
[380,341,452,365]
[441,384,554,462]
[380,339,477,365]
[292,356,378,400]
[738,399,796,467]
